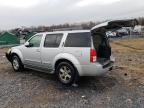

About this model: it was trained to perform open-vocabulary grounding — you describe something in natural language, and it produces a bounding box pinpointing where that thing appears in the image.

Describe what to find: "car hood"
[91,19,138,34]
[12,45,24,50]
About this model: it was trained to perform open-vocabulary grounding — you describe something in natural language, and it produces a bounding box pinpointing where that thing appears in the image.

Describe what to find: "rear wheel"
[56,62,76,86]
[12,55,23,72]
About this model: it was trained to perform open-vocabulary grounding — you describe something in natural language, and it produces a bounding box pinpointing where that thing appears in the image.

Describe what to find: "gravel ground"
[0,39,144,108]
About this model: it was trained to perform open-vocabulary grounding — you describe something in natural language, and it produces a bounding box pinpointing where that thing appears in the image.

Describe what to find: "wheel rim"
[59,66,72,83]
[13,58,19,70]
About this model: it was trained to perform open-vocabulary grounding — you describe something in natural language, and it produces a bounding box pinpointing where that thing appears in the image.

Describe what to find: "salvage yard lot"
[0,38,144,108]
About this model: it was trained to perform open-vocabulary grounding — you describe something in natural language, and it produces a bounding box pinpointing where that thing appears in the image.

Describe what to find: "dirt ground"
[0,38,144,108]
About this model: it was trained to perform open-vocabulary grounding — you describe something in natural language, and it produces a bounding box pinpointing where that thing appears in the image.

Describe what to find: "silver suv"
[6,19,138,85]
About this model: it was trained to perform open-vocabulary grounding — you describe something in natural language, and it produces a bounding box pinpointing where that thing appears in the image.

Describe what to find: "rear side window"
[44,34,63,47]
[65,32,91,47]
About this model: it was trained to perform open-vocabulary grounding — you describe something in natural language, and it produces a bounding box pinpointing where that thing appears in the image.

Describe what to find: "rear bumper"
[76,60,114,76]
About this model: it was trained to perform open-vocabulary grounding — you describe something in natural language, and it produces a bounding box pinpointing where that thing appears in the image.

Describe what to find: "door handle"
[36,49,40,52]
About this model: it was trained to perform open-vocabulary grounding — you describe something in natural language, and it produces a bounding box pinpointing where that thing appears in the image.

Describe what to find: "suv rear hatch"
[91,19,138,65]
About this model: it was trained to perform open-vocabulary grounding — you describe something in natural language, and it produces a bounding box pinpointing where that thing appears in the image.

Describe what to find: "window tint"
[65,32,91,47]
[28,35,42,47]
[44,34,63,47]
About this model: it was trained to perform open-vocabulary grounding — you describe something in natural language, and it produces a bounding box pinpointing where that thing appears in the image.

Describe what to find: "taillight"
[90,49,97,62]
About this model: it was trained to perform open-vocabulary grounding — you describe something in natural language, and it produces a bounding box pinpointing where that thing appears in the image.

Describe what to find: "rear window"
[44,34,63,47]
[64,32,91,47]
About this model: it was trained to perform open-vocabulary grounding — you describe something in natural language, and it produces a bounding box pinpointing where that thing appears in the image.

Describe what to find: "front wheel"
[56,62,77,86]
[12,55,23,72]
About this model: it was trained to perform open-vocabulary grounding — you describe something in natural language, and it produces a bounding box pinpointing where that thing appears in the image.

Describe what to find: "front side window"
[44,34,63,47]
[64,32,91,47]
[28,35,42,47]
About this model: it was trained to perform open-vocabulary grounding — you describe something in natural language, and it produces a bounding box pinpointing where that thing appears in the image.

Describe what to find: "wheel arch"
[11,49,24,63]
[53,53,82,76]
[55,59,76,70]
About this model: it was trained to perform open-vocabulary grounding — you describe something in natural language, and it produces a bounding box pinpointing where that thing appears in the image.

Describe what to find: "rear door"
[41,33,63,72]
[91,19,138,63]
[91,19,138,33]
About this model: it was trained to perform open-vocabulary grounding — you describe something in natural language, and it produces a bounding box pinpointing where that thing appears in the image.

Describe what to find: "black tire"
[11,55,24,72]
[56,62,77,86]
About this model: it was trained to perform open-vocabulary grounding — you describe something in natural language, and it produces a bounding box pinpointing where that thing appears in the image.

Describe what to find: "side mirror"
[25,42,29,47]
[25,42,33,47]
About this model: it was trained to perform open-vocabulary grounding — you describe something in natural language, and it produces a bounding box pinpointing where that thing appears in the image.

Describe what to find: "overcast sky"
[0,0,144,30]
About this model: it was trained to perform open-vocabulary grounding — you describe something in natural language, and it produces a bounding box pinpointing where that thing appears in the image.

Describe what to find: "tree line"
[4,17,144,38]
[23,17,144,32]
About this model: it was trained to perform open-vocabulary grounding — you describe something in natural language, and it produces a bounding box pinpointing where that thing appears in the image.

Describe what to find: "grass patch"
[111,38,144,54]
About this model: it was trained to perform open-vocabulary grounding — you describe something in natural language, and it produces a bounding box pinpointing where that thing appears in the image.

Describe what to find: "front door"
[23,34,43,68]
